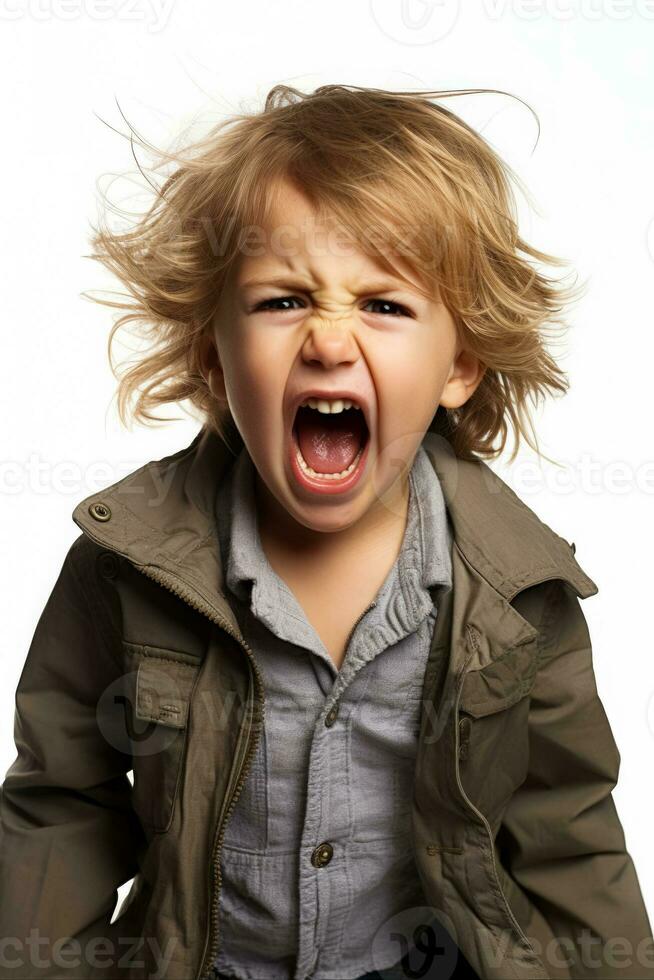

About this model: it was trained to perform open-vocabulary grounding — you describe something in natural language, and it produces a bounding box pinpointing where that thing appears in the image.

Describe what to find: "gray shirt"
[212,444,453,980]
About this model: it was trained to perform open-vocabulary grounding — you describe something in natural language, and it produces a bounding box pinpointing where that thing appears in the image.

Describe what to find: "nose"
[300,313,360,369]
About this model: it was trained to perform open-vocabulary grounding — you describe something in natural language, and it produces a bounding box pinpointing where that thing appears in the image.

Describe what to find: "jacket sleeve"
[497,579,654,980]
[0,534,146,979]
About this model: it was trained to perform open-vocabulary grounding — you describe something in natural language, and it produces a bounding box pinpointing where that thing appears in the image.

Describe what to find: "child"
[0,84,651,980]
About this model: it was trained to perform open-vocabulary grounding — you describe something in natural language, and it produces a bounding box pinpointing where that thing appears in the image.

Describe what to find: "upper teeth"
[300,398,361,414]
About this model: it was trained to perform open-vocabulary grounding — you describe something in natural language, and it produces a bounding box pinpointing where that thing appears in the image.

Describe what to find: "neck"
[254,467,411,573]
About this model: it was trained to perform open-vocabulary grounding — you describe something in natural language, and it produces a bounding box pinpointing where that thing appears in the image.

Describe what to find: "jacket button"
[89,501,112,522]
[98,552,119,579]
[310,842,334,868]
[458,716,472,761]
[324,702,339,727]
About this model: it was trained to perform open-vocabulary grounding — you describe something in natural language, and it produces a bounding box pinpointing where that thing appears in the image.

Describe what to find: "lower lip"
[289,427,371,496]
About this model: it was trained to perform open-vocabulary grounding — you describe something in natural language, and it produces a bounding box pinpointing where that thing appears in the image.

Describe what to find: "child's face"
[203,178,483,534]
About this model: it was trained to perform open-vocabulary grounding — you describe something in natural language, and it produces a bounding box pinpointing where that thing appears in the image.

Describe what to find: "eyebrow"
[238,274,418,294]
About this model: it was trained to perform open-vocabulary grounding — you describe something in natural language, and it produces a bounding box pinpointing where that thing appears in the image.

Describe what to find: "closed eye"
[252,296,412,316]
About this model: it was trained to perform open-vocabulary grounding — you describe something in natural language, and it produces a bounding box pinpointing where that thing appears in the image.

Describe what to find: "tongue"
[295,408,365,474]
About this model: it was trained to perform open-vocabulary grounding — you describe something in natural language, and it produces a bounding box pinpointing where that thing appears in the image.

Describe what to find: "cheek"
[220,330,285,439]
[374,337,450,430]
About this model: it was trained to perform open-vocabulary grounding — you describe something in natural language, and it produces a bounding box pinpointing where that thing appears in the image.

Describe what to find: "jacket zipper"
[133,564,266,980]
[141,571,372,975]
[453,624,546,976]
[79,526,265,980]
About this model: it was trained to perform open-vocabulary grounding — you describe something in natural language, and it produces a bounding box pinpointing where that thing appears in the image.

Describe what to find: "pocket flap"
[135,657,199,729]
[459,642,538,718]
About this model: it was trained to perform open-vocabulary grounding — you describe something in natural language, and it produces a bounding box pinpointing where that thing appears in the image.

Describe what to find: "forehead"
[232,177,432,296]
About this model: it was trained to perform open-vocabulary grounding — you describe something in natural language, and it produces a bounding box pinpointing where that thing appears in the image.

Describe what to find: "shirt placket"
[294,602,401,980]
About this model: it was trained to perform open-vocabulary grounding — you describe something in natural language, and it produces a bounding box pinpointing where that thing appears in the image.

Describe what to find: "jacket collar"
[420,430,598,601]
[72,421,598,622]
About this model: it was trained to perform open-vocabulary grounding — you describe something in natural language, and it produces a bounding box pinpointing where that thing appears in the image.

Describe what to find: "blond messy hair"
[83,83,585,462]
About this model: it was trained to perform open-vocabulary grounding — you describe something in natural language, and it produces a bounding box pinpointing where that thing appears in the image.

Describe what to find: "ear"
[439,347,486,410]
[197,333,227,403]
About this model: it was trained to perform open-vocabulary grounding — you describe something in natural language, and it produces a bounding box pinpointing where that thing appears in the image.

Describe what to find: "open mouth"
[290,398,371,493]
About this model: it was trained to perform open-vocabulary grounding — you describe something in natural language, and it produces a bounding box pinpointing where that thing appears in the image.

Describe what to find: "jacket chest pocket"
[126,648,201,834]
[456,640,539,820]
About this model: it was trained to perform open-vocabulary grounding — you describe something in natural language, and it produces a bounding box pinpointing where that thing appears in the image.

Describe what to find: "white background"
[1,0,653,936]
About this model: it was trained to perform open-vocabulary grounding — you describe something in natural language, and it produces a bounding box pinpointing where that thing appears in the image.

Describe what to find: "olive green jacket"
[1,423,652,980]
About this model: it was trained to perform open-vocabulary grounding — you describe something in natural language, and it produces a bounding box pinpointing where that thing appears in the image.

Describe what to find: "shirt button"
[310,842,334,868]
[324,702,340,727]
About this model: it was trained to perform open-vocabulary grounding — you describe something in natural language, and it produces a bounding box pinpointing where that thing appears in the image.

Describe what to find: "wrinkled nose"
[301,314,360,369]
